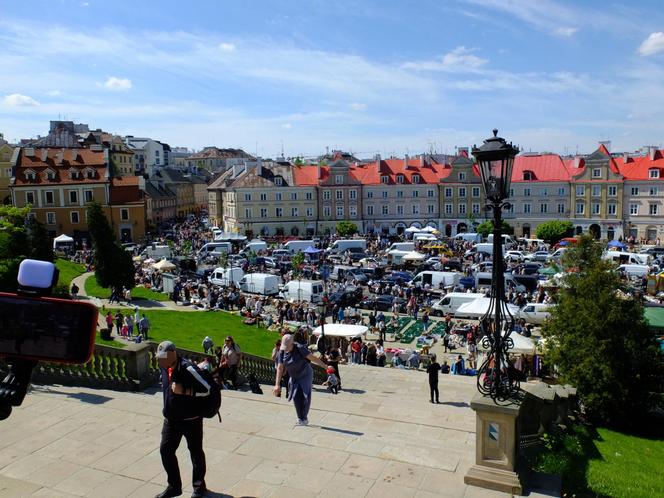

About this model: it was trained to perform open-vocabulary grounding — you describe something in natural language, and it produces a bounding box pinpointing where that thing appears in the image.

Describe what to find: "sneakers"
[154,487,182,498]
[296,418,309,426]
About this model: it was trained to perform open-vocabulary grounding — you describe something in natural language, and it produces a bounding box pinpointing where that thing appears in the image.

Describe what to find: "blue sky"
[2,0,664,158]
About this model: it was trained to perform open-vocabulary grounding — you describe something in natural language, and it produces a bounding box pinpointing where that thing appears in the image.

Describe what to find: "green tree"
[291,251,305,279]
[535,220,574,244]
[0,205,33,292]
[336,220,358,237]
[87,202,135,290]
[542,235,664,427]
[26,217,54,263]
[476,220,514,238]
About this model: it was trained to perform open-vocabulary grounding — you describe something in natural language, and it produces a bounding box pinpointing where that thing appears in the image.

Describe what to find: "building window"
[45,191,55,205]
[558,187,565,196]
[290,192,297,201]
[631,187,639,196]
[335,174,343,184]
[607,204,617,215]
[306,207,313,217]
[445,204,453,215]
[649,169,660,179]
[397,191,403,198]
[397,205,404,215]
[472,187,480,197]
[608,185,617,197]
[576,203,585,214]
[291,207,299,217]
[244,193,252,201]
[427,189,435,198]
[509,188,514,197]
[70,211,79,224]
[576,186,585,196]
[381,175,389,184]
[367,205,374,216]
[382,205,389,215]
[412,190,419,198]
[69,191,78,204]
[412,205,420,214]
[540,188,548,196]
[458,204,466,215]
[650,186,658,196]
[349,189,357,200]
[349,205,357,218]
[323,190,331,200]
[260,208,268,218]
[84,190,93,203]
[650,204,658,215]
[367,191,374,199]
[275,192,282,201]
[260,193,267,201]
[428,204,435,214]
[592,168,601,178]
[275,207,283,217]
[540,203,548,214]
[336,205,344,218]
[444,187,452,197]
[523,171,534,181]
[523,203,531,214]
[245,208,253,218]
[305,192,313,200]
[121,208,129,221]
[557,203,565,214]
[275,177,283,186]
[46,212,56,225]
[523,188,531,197]
[412,174,420,184]
[459,172,466,181]
[592,185,601,197]
[396,174,404,184]
[459,187,466,198]
[46,171,55,180]
[472,203,480,214]
[591,203,600,215]
[382,191,388,198]
[336,190,343,200]
[629,203,638,215]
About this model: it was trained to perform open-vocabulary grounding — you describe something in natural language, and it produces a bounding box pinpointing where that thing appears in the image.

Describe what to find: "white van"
[474,272,527,292]
[454,233,482,243]
[518,303,553,325]
[242,240,268,255]
[431,292,486,316]
[199,242,232,257]
[550,247,566,262]
[283,240,316,254]
[386,242,415,253]
[239,273,280,295]
[327,239,367,253]
[209,267,244,287]
[602,251,650,266]
[410,271,460,291]
[330,265,368,283]
[466,243,504,257]
[487,234,516,248]
[618,264,650,278]
[281,279,324,303]
[145,244,172,260]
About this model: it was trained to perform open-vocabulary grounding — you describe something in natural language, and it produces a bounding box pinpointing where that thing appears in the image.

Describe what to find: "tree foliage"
[291,251,305,279]
[542,235,664,427]
[476,219,514,238]
[336,220,358,237]
[536,220,574,244]
[87,202,135,290]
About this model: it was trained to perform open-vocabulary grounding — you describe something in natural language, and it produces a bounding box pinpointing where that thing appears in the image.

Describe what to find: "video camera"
[0,259,98,420]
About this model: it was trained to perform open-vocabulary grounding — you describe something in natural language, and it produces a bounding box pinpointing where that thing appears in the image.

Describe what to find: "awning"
[402,251,427,261]
[53,234,74,248]
[312,324,368,337]
[152,258,176,271]
[456,297,520,318]
[644,307,664,330]
[478,331,536,355]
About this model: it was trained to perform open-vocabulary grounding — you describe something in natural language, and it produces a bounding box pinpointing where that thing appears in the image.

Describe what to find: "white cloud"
[2,93,40,106]
[219,42,236,53]
[350,102,367,111]
[281,123,292,129]
[101,76,132,91]
[638,32,664,56]
[555,27,578,37]
[404,46,487,73]
[45,89,61,96]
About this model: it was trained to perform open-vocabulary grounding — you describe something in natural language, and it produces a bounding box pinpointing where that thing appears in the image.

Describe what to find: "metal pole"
[491,201,504,395]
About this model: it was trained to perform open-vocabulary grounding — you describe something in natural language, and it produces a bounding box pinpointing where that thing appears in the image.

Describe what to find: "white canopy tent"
[456,297,520,318]
[152,258,176,271]
[421,226,437,233]
[312,324,368,338]
[402,251,427,261]
[405,226,420,233]
[477,331,536,355]
[52,234,74,249]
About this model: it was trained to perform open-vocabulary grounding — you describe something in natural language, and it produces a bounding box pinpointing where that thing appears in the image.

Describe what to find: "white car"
[505,250,526,263]
[524,251,550,263]
[517,303,553,325]
[425,256,441,266]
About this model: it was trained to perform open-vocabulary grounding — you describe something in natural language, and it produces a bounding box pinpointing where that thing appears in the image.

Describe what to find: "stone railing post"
[122,342,156,389]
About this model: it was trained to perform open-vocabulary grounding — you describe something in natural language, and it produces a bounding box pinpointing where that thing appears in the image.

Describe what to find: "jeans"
[159,417,206,492]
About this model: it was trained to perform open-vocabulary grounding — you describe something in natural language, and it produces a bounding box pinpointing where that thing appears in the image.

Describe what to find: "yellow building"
[0,138,15,204]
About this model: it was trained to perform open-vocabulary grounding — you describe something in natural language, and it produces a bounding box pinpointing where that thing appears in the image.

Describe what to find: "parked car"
[505,250,526,263]
[524,251,550,263]
[327,289,363,308]
[509,262,543,275]
[358,295,406,312]
[385,270,413,284]
[517,303,553,325]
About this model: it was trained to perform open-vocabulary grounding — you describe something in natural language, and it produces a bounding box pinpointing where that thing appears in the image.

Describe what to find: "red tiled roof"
[351,158,451,185]
[14,147,106,186]
[512,154,573,182]
[617,150,664,180]
[110,176,142,204]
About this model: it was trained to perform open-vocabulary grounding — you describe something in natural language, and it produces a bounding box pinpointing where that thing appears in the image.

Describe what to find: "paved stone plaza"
[0,365,514,498]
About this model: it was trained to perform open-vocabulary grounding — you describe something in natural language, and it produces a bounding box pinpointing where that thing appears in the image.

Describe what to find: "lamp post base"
[465,464,523,495]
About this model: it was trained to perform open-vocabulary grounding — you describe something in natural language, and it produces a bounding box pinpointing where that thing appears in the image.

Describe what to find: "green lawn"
[95,330,126,349]
[55,258,85,288]
[536,423,664,498]
[85,275,170,302]
[104,308,279,358]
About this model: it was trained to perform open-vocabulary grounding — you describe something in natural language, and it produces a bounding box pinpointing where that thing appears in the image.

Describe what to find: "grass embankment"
[535,423,664,498]
[55,258,85,288]
[95,330,126,349]
[102,308,279,358]
[85,275,170,302]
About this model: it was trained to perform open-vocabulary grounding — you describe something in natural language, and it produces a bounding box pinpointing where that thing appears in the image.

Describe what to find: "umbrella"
[477,331,536,355]
[607,240,627,250]
[304,246,322,254]
[402,251,427,261]
[405,226,421,233]
[312,324,368,337]
[422,226,437,233]
[455,297,520,318]
[558,240,569,246]
[152,258,176,271]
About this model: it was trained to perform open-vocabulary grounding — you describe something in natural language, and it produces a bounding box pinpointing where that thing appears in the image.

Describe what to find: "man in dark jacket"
[156,341,210,498]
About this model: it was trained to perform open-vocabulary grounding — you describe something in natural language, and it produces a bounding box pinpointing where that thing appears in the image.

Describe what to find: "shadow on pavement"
[439,401,470,408]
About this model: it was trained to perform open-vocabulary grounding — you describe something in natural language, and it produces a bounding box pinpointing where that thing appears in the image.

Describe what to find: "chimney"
[375,153,381,173]
[256,158,262,177]
[404,154,409,168]
[458,147,469,158]
[623,152,630,163]
[574,156,582,168]
[24,147,35,158]
[317,161,322,179]
[650,146,657,161]
[40,149,48,162]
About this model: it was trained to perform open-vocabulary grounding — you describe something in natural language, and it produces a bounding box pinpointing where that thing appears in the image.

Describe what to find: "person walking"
[219,336,242,389]
[273,334,328,425]
[70,282,79,300]
[426,354,441,404]
[138,314,151,340]
[155,341,210,498]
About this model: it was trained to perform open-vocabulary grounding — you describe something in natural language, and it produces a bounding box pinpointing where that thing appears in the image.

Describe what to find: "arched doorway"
[607,228,614,241]
[426,221,438,229]
[291,227,299,236]
[457,223,468,233]
[261,226,270,236]
[410,221,422,229]
[647,226,657,242]
[589,224,601,239]
[522,224,531,238]
[445,224,452,237]
[575,225,583,235]
[395,222,406,235]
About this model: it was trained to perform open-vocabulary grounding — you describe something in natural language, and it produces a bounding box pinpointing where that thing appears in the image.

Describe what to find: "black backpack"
[186,361,222,422]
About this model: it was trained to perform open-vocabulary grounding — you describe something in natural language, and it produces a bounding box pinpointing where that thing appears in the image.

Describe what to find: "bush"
[336,220,358,237]
[535,220,574,244]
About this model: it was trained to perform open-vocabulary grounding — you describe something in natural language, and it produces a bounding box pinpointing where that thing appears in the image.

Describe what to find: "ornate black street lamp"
[472,129,520,402]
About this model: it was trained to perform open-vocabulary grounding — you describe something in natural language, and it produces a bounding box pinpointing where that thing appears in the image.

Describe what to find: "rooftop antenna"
[280,140,284,158]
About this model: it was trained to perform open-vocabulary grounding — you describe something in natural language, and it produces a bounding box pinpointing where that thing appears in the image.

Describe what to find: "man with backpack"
[155,340,215,498]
